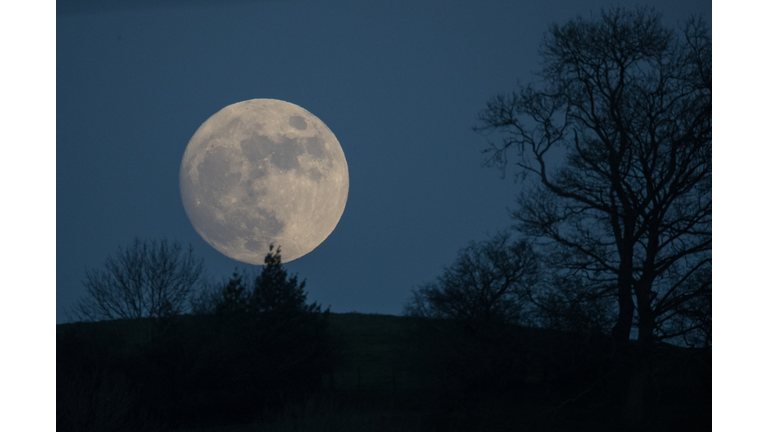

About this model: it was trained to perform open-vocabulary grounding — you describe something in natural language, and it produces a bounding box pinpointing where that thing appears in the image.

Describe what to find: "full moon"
[179,99,349,264]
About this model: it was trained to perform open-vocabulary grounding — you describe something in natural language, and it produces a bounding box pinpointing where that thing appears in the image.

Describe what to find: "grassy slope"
[58,312,711,432]
[57,311,415,392]
[326,312,419,393]
[57,312,424,431]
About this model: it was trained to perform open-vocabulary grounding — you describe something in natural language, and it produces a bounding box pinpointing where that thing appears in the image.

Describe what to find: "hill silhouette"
[57,312,710,432]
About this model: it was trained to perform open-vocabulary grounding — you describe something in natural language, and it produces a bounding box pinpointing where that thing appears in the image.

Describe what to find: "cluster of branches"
[405,231,537,328]
[473,6,711,348]
[405,231,618,338]
[69,237,204,323]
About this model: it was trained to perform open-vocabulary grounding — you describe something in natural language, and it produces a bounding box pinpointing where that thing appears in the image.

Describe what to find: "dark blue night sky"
[56,0,712,323]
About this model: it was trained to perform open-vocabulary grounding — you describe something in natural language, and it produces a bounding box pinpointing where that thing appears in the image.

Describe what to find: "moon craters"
[289,115,308,130]
[197,146,243,203]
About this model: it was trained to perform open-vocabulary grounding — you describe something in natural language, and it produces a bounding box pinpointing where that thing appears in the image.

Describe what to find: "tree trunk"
[635,284,655,348]
[611,271,634,343]
[621,278,655,427]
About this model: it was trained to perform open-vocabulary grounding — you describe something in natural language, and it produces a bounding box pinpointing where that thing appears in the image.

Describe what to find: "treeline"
[56,237,710,432]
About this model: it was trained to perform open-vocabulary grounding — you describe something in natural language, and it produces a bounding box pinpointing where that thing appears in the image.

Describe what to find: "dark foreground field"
[57,313,711,432]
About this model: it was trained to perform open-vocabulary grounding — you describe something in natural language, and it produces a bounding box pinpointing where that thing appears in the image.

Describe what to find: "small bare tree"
[405,231,538,328]
[70,237,204,323]
[404,232,539,397]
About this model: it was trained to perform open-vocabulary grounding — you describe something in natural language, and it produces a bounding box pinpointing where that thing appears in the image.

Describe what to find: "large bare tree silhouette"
[474,7,711,424]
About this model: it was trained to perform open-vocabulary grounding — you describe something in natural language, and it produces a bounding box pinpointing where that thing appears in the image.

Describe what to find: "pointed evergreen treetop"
[249,244,322,316]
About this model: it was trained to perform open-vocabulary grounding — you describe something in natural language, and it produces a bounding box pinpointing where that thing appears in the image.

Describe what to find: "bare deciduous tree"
[405,231,538,328]
[70,237,205,323]
[474,7,711,350]
[473,8,710,424]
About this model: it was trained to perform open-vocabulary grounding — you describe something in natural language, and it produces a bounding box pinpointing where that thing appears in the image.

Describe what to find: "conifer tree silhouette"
[249,244,322,317]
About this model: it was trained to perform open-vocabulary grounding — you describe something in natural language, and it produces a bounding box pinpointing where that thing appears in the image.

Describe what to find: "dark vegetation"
[58,6,710,431]
[57,239,709,431]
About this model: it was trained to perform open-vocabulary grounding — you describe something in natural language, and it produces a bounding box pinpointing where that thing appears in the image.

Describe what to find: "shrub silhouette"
[69,237,204,323]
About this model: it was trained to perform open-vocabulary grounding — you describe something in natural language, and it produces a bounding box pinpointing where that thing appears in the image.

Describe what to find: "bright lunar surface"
[180,99,349,264]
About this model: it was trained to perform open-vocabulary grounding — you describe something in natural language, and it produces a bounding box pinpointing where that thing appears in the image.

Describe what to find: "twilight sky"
[55,0,712,323]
